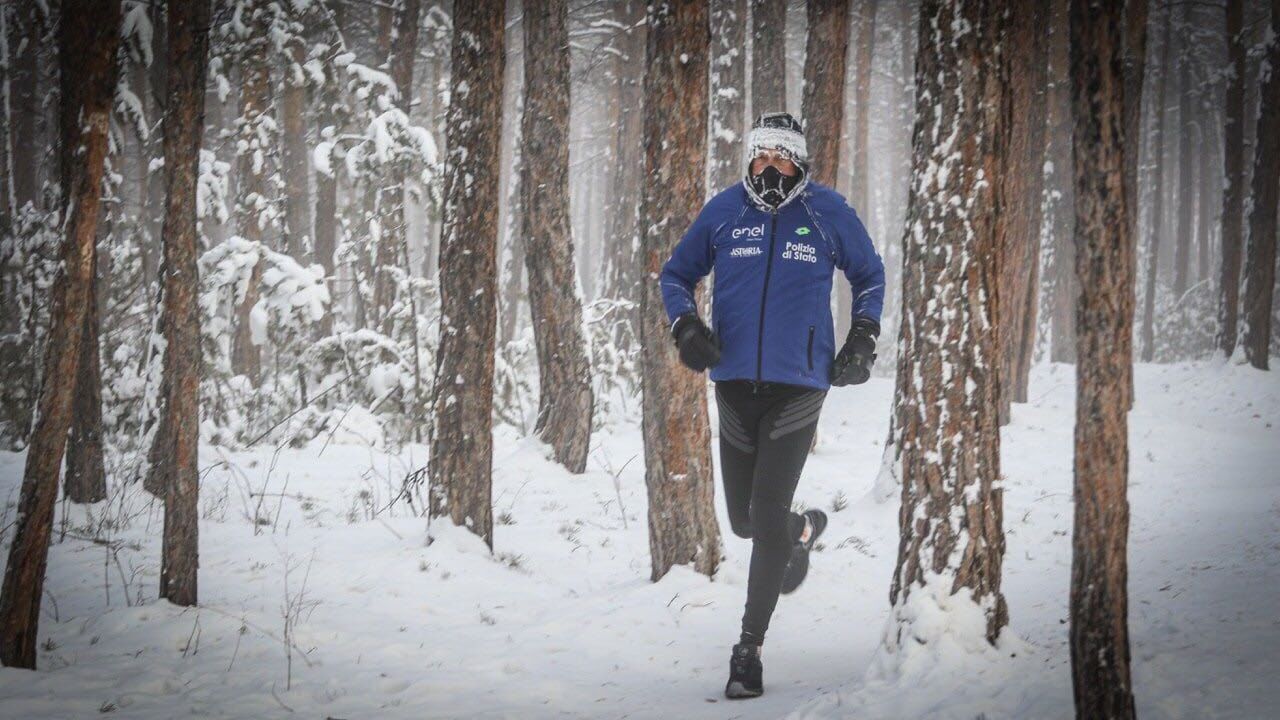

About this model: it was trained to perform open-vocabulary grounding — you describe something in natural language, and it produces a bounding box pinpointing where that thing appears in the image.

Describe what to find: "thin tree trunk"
[520,0,593,473]
[1216,0,1246,355]
[1048,0,1077,363]
[1240,0,1280,369]
[1142,4,1173,362]
[281,39,312,262]
[638,0,720,582]
[232,49,270,383]
[428,0,504,548]
[1069,0,1136,714]
[709,0,747,194]
[1197,113,1216,283]
[1173,32,1193,300]
[156,0,211,607]
[835,0,875,341]
[602,0,647,356]
[0,0,119,669]
[887,0,1007,647]
[997,0,1049,424]
[751,0,787,115]
[802,0,849,189]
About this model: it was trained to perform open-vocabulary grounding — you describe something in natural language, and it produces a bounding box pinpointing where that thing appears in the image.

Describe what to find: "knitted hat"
[746,112,808,166]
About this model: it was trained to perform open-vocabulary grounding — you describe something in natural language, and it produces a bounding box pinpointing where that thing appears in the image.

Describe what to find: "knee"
[748,501,789,549]
[729,514,753,539]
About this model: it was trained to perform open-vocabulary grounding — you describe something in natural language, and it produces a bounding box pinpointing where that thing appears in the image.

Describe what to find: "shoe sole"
[725,681,763,699]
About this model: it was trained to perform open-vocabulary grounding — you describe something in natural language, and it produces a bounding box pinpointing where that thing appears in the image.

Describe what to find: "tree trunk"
[63,251,106,503]
[1240,0,1279,370]
[281,39,312,262]
[428,0,504,548]
[520,0,593,473]
[1216,0,1246,356]
[801,0,849,189]
[6,2,39,214]
[1173,32,1193,300]
[1197,114,1216,284]
[232,48,270,383]
[602,0,647,356]
[887,0,1007,647]
[1047,0,1077,363]
[709,0,747,194]
[373,0,421,333]
[156,0,211,607]
[997,0,1049,424]
[1142,5,1173,362]
[835,0,875,341]
[1120,0,1146,409]
[751,0,787,115]
[1069,0,1136,715]
[638,0,721,582]
[0,0,119,669]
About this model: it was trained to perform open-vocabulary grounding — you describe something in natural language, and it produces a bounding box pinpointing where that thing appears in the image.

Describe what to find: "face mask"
[748,164,801,208]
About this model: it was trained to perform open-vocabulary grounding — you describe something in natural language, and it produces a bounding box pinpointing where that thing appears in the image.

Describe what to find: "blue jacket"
[660,181,885,391]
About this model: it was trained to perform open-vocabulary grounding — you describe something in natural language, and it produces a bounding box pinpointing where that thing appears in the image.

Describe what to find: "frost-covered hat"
[746,112,808,166]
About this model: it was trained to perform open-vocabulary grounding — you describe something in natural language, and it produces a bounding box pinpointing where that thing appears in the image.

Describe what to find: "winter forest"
[0,0,1277,717]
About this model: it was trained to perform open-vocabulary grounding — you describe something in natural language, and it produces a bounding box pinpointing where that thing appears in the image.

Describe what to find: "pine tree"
[1216,0,1246,356]
[886,0,1007,646]
[1141,5,1174,361]
[0,0,120,669]
[638,0,721,581]
[709,0,747,194]
[751,0,787,115]
[1069,0,1137,715]
[1240,0,1279,370]
[520,0,594,473]
[157,0,212,607]
[428,0,505,547]
[801,0,849,189]
[997,0,1049,424]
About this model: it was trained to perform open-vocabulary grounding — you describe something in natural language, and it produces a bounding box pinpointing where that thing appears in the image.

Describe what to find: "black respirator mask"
[748,164,803,208]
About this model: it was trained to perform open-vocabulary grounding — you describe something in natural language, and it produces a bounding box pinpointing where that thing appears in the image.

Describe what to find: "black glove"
[830,318,879,386]
[671,313,721,372]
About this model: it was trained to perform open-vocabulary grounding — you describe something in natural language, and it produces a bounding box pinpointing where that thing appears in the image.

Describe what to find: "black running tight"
[714,380,825,643]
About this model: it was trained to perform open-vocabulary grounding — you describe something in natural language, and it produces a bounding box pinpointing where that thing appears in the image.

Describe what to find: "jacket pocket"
[806,325,815,372]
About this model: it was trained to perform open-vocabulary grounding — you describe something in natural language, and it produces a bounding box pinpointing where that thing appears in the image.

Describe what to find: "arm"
[832,203,885,330]
[660,201,721,327]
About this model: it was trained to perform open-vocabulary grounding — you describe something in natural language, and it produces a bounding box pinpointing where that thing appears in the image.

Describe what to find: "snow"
[1,362,1278,718]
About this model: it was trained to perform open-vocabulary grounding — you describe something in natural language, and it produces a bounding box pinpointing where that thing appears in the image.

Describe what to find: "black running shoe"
[724,643,764,699]
[780,509,827,595]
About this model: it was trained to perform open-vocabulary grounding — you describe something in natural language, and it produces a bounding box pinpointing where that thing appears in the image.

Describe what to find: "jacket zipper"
[756,211,779,382]
[807,325,815,371]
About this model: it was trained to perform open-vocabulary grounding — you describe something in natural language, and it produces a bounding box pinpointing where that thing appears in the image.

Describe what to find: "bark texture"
[1217,0,1246,356]
[1241,0,1279,370]
[997,0,1049,423]
[1069,0,1136,715]
[520,0,594,473]
[0,0,119,668]
[638,0,721,582]
[801,0,850,189]
[157,0,212,607]
[1173,34,1193,299]
[888,0,1007,646]
[751,0,787,115]
[428,0,505,547]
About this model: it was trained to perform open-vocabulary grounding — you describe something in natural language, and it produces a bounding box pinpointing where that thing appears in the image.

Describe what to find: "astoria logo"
[730,246,763,258]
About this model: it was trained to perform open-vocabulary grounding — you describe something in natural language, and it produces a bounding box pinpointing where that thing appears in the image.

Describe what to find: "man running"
[660,112,885,699]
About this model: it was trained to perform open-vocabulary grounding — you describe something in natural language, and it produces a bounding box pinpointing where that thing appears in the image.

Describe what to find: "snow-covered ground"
[0,361,1277,719]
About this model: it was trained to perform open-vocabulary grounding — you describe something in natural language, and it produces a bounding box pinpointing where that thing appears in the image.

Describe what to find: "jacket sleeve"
[660,199,722,326]
[831,202,885,327]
